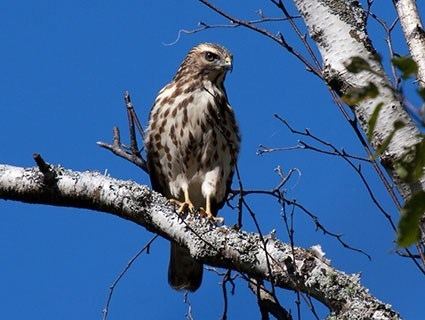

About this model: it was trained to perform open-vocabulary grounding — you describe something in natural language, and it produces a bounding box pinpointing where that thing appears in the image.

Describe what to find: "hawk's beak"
[223,57,233,72]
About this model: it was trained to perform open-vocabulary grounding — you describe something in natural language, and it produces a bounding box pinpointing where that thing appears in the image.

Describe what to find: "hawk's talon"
[199,207,224,226]
[169,199,195,214]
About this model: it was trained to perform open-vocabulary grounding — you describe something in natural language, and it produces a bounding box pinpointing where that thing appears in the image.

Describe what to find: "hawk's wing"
[145,96,204,292]
[145,101,170,198]
[211,102,240,215]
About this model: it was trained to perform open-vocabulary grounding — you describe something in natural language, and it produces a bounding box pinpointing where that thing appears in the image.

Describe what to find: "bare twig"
[249,278,292,320]
[290,200,372,260]
[364,0,375,27]
[166,15,300,46]
[258,142,370,163]
[196,0,322,77]
[97,92,148,173]
[269,115,397,234]
[229,186,371,260]
[280,203,302,320]
[220,269,236,320]
[184,292,195,320]
[125,92,146,149]
[234,166,279,299]
[369,13,401,89]
[102,235,159,320]
[305,294,321,320]
[125,92,141,155]
[269,0,322,70]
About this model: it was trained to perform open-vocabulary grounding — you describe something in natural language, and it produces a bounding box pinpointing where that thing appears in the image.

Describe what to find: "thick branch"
[0,164,399,319]
[293,0,424,200]
[393,0,425,87]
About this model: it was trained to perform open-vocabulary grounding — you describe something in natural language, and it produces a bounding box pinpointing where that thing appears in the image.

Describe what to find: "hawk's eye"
[205,51,218,62]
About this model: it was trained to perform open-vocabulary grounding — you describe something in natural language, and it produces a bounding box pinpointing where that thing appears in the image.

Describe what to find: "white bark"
[394,0,425,87]
[0,164,400,319]
[293,0,424,199]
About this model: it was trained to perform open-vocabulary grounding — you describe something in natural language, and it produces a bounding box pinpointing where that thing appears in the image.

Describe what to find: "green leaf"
[397,191,425,247]
[373,121,406,158]
[345,57,371,73]
[395,138,425,183]
[375,131,395,158]
[395,164,409,180]
[393,120,406,130]
[367,103,383,141]
[392,56,418,79]
[342,82,379,106]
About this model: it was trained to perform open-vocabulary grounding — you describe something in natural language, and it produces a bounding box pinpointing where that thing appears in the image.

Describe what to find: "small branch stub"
[33,153,57,185]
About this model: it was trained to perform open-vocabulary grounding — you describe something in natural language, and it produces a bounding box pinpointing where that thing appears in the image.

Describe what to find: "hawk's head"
[174,43,233,85]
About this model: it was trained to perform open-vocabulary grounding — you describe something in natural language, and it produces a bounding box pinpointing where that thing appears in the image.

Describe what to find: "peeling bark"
[393,0,425,87]
[293,0,424,200]
[0,164,400,319]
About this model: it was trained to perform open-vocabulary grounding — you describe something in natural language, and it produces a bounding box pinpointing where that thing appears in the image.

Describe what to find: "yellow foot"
[200,208,224,225]
[169,199,195,214]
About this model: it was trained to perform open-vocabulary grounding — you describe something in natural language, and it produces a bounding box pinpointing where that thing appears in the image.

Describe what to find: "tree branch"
[248,278,292,320]
[393,0,425,88]
[0,163,400,319]
[293,0,424,201]
[97,91,148,173]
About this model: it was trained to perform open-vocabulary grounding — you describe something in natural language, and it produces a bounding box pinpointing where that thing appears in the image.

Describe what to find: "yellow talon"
[199,207,224,225]
[169,188,195,214]
[169,199,195,214]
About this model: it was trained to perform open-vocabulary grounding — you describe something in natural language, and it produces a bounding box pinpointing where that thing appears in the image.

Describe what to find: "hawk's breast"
[146,82,240,208]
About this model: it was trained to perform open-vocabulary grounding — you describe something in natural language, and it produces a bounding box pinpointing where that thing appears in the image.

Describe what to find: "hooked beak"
[223,56,233,72]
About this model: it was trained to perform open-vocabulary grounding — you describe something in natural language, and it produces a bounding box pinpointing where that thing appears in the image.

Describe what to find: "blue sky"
[0,1,423,319]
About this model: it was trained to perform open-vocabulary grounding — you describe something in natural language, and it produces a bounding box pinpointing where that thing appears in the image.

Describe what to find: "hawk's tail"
[168,242,203,292]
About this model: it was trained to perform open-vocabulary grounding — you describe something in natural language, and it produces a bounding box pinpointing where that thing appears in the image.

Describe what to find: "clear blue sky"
[0,1,422,319]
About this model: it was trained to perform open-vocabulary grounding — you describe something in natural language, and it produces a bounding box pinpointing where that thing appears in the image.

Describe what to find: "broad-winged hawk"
[145,43,240,291]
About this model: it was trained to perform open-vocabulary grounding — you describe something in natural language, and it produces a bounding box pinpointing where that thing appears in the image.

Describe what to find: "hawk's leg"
[169,188,195,214]
[200,195,224,224]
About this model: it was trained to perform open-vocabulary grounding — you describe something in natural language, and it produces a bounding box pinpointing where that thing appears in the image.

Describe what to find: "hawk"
[145,43,240,291]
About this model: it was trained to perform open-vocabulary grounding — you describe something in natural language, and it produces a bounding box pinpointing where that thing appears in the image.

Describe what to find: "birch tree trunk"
[293,0,424,199]
[0,164,400,319]
[393,0,425,87]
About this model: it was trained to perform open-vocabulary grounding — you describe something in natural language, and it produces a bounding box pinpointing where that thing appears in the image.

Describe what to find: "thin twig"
[166,15,300,46]
[125,91,141,155]
[229,187,371,260]
[102,235,159,320]
[270,115,397,234]
[184,292,195,320]
[235,166,279,298]
[281,201,301,320]
[97,92,148,173]
[290,200,372,260]
[249,278,292,320]
[369,13,401,89]
[125,91,146,147]
[220,269,233,320]
[270,0,322,70]
[196,0,322,78]
[258,143,371,163]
